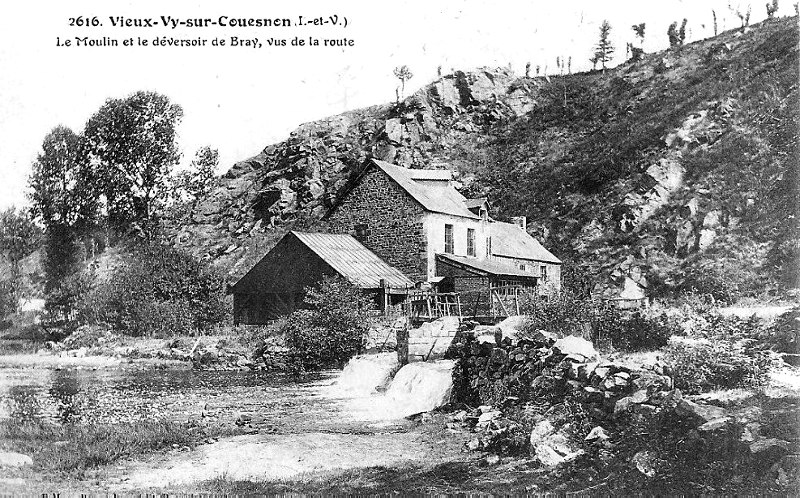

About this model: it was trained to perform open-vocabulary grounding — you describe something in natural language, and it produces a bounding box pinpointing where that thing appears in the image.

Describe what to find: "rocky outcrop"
[169,18,798,298]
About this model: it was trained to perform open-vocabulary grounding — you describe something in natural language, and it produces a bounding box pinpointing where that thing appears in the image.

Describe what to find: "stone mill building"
[232,159,562,324]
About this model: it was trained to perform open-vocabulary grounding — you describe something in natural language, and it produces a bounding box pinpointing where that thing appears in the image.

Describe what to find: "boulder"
[675,399,727,424]
[632,450,657,477]
[530,420,584,467]
[772,454,800,487]
[697,417,733,432]
[553,336,598,361]
[585,426,610,442]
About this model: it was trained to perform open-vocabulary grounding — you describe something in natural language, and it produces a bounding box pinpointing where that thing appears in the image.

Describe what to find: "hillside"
[171,17,799,301]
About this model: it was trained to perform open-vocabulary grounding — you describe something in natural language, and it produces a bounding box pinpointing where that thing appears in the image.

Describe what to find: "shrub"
[283,276,375,371]
[665,339,770,394]
[762,307,800,354]
[605,311,675,351]
[519,292,675,351]
[80,242,228,336]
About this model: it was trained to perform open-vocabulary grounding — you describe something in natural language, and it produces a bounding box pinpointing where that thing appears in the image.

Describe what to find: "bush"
[80,242,228,336]
[762,307,800,354]
[606,311,675,351]
[665,339,770,394]
[283,276,375,371]
[519,292,675,351]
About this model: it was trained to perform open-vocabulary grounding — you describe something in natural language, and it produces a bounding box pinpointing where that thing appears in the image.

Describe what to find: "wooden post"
[396,319,409,366]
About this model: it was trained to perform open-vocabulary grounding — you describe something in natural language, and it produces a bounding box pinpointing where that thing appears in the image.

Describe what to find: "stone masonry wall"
[328,167,427,282]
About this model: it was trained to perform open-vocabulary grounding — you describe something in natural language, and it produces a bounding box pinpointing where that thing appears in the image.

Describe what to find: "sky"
[0,0,780,210]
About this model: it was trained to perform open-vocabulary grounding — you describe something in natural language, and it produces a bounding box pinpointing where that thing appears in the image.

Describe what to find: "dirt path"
[118,430,437,489]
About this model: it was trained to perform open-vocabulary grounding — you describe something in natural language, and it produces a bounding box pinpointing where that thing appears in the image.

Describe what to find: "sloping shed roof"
[437,253,537,278]
[490,222,562,264]
[292,231,413,288]
[371,159,479,219]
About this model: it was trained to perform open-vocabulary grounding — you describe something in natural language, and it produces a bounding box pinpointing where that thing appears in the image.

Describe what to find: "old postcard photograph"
[0,0,797,494]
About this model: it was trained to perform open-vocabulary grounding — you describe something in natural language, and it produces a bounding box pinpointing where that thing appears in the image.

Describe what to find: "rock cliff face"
[173,17,799,299]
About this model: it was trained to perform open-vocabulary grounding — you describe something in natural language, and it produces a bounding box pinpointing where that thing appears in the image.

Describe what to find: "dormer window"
[480,207,488,221]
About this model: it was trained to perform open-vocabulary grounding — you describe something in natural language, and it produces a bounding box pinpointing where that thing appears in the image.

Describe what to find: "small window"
[355,224,368,239]
[444,224,454,254]
[467,228,476,256]
[540,265,548,281]
[519,263,526,271]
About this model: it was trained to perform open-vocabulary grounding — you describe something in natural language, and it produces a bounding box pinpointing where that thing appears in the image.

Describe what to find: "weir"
[335,353,455,419]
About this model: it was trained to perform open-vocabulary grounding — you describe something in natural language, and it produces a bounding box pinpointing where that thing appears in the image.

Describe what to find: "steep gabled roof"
[489,222,562,264]
[437,253,536,278]
[371,159,480,219]
[292,231,413,288]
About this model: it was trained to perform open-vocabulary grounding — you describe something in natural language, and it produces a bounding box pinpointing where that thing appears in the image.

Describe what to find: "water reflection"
[0,367,338,429]
[48,369,82,423]
[6,385,41,422]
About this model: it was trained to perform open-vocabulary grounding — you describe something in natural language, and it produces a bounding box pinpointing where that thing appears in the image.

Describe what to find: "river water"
[0,365,350,431]
[0,353,455,434]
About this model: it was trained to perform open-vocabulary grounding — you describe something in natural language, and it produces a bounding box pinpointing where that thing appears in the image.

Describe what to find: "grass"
[0,418,203,477]
[198,454,796,495]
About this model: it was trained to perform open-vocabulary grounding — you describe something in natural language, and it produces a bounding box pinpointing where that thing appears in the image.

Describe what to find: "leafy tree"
[668,19,688,47]
[393,65,414,102]
[84,91,183,236]
[28,126,97,313]
[175,146,219,203]
[628,23,646,62]
[0,208,40,272]
[28,126,97,229]
[592,20,615,71]
[766,0,779,17]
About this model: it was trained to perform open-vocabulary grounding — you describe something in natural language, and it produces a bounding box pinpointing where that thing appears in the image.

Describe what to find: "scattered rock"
[585,426,610,442]
[675,399,727,424]
[530,420,584,467]
[697,417,733,432]
[632,450,657,477]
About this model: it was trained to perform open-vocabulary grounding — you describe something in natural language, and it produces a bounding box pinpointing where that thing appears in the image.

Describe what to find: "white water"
[333,354,456,421]
[335,352,399,395]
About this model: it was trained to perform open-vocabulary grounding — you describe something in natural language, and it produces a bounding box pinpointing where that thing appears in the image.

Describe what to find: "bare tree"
[712,9,718,35]
[393,65,414,102]
[730,2,752,28]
